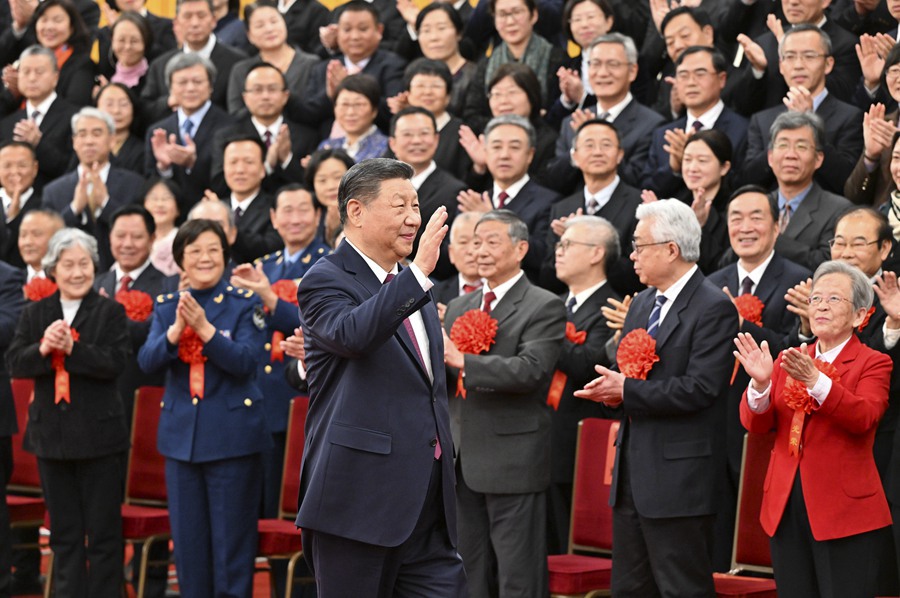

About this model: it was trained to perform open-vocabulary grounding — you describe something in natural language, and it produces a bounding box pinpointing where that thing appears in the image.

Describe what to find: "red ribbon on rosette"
[50,327,79,404]
[449,309,498,398]
[268,279,299,362]
[179,326,208,400]
[23,278,57,301]
[731,295,766,384]
[782,359,839,457]
[858,306,876,332]
[547,322,587,410]
[115,289,153,322]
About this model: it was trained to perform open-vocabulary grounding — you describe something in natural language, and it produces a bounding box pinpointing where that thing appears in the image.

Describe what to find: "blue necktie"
[182,118,194,141]
[647,295,668,339]
[566,296,577,317]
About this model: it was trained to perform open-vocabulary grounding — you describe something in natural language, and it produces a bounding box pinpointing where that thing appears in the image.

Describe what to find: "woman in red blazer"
[735,260,892,598]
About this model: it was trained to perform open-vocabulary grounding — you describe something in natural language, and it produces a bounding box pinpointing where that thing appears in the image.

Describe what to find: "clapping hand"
[733,332,773,391]
[780,343,818,389]
[574,364,625,406]
[178,292,215,342]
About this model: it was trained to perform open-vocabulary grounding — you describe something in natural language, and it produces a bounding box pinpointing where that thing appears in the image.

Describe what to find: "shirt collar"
[178,100,212,131]
[457,273,484,295]
[77,162,111,182]
[0,187,34,219]
[567,279,607,313]
[231,192,260,213]
[435,111,451,131]
[658,264,699,304]
[344,55,372,72]
[484,269,524,307]
[26,92,57,120]
[251,115,284,140]
[815,335,851,363]
[777,183,813,212]
[26,265,44,282]
[492,174,530,208]
[184,33,217,60]
[812,88,829,112]
[343,125,378,158]
[344,238,398,283]
[115,258,151,283]
[598,92,632,120]
[736,250,776,293]
[583,176,620,211]
[686,99,725,131]
[410,161,437,190]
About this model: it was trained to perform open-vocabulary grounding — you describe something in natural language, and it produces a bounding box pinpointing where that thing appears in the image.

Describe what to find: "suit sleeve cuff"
[408,263,433,291]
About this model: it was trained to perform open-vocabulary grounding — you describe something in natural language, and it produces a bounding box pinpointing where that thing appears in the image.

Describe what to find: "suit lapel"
[655,270,704,351]
[754,256,784,308]
[489,276,528,327]
[783,186,819,237]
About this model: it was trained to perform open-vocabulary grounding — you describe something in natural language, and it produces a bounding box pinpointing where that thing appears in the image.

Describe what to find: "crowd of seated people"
[3,0,900,595]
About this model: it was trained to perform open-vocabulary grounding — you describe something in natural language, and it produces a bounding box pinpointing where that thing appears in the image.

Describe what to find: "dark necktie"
[778,204,792,233]
[234,206,244,225]
[586,197,599,215]
[597,111,611,121]
[482,290,496,315]
[30,110,41,122]
[566,296,577,316]
[182,118,194,140]
[462,283,481,294]
[263,130,273,148]
[647,295,668,339]
[496,191,509,209]
[740,276,754,296]
[691,120,703,133]
[118,275,133,294]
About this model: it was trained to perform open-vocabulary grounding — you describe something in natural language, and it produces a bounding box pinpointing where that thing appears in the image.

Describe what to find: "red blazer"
[740,335,892,541]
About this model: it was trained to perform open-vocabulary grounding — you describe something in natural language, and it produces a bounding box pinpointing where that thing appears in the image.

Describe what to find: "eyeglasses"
[334,101,371,111]
[828,238,880,251]
[576,140,618,152]
[555,239,597,253]
[495,7,529,21]
[631,240,671,254]
[674,68,715,82]
[587,59,626,71]
[487,88,526,101]
[807,295,851,306]
[772,140,816,153]
[780,51,828,64]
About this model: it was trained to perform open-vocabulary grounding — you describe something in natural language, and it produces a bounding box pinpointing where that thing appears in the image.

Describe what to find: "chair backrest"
[732,431,776,572]
[125,386,167,506]
[568,417,619,555]
[278,396,309,519]
[8,378,40,493]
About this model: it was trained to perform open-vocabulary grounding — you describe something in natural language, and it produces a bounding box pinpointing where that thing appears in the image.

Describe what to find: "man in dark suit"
[543,119,642,296]
[547,33,666,196]
[458,115,558,284]
[140,0,246,122]
[707,185,810,570]
[144,53,235,215]
[0,46,78,194]
[42,108,146,271]
[766,111,853,270]
[211,63,318,197]
[0,141,42,268]
[389,107,464,281]
[575,199,739,596]
[739,25,863,195]
[0,261,25,598]
[443,210,566,597]
[546,214,619,554]
[296,159,466,596]
[641,46,748,198]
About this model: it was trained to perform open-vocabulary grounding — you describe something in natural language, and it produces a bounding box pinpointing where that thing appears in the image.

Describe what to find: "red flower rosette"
[23,278,57,301]
[450,309,498,398]
[616,328,659,381]
[858,306,876,332]
[50,327,79,404]
[178,326,208,400]
[565,321,587,345]
[115,289,153,322]
[734,294,764,326]
[547,322,588,410]
[782,358,840,456]
[268,279,299,362]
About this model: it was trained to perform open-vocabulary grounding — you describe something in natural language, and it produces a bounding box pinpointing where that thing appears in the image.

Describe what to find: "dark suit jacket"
[0,189,41,268]
[416,168,465,281]
[612,269,739,517]
[769,184,853,270]
[295,241,457,547]
[143,104,235,213]
[141,41,247,123]
[435,117,473,182]
[741,95,863,195]
[0,263,24,438]
[229,195,282,265]
[641,107,749,197]
[0,42,95,111]
[283,0,330,55]
[6,290,131,460]
[546,97,666,196]
[444,274,566,494]
[111,135,146,174]
[0,98,79,193]
[844,110,898,207]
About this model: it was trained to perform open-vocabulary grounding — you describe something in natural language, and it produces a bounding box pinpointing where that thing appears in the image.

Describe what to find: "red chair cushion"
[547,554,612,595]
[713,573,777,598]
[257,519,303,555]
[121,504,171,538]
[7,495,44,522]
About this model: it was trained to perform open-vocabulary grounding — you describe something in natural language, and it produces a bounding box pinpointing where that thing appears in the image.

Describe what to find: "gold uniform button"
[264,365,272,374]
[264,343,272,350]
[244,398,252,407]
[160,401,164,408]
[192,398,199,405]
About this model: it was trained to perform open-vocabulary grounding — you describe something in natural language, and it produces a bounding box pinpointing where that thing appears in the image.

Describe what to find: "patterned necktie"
[182,118,194,140]
[118,275,132,294]
[691,120,703,133]
[778,204,792,233]
[496,191,509,209]
[586,197,600,215]
[482,290,497,315]
[647,295,668,339]
[263,130,273,148]
[740,276,753,296]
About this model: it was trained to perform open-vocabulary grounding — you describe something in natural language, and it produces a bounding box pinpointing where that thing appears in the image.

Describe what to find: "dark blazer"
[0,189,41,268]
[229,195,283,265]
[444,275,566,493]
[741,95,863,195]
[0,263,25,438]
[612,269,739,517]
[546,97,666,195]
[141,41,247,123]
[143,104,235,213]
[96,12,178,79]
[641,107,749,197]
[844,109,898,207]
[0,98,79,193]
[416,167,465,281]
[295,241,457,547]
[769,184,853,270]
[137,279,270,463]
[435,117,473,182]
[283,0,330,56]
[6,290,131,460]
[110,135,146,174]
[0,47,95,111]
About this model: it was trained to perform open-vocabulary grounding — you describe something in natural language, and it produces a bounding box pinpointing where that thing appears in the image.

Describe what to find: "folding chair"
[7,377,45,564]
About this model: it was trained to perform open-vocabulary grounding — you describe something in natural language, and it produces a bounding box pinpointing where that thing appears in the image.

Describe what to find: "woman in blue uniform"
[138,219,269,598]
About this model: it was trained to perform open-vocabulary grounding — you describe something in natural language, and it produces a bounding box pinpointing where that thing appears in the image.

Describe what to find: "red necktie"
[496,191,509,209]
[482,290,496,315]
[118,275,132,294]
[263,130,273,148]
[462,283,481,294]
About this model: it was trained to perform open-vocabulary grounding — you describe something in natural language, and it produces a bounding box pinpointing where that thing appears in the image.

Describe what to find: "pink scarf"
[111,58,148,88]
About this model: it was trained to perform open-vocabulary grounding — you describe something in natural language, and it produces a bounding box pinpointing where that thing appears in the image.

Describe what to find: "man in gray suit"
[443,210,566,598]
[767,111,852,271]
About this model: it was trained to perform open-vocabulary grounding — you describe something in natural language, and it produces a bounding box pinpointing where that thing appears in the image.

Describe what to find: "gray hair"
[188,200,235,230]
[634,199,701,262]
[768,111,825,152]
[565,214,620,271]
[42,228,99,275]
[450,211,481,243]
[779,23,833,58]
[176,0,215,16]
[19,45,58,71]
[71,107,115,136]
[164,53,217,88]
[338,158,414,225]
[477,209,529,244]
[484,114,536,149]
[586,32,638,65]
[811,260,874,311]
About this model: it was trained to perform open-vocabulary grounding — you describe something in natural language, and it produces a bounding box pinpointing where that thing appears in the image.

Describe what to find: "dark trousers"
[38,453,126,598]
[771,474,885,598]
[611,455,716,598]
[303,459,467,598]
[261,431,287,518]
[165,454,262,598]
[546,481,572,556]
[456,459,547,598]
[0,437,11,598]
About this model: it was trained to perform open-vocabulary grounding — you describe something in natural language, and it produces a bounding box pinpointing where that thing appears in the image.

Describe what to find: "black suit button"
[59,403,67,411]
[430,438,438,447]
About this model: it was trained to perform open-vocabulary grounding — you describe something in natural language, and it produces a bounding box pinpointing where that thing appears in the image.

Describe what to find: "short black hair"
[415,2,464,33]
[487,63,542,122]
[727,184,778,221]
[489,0,535,17]
[660,6,711,37]
[243,0,280,30]
[305,148,355,190]
[275,183,322,212]
[403,58,453,94]
[110,204,156,236]
[243,61,288,90]
[110,11,154,57]
[562,0,613,43]
[223,134,267,162]
[333,73,381,109]
[335,0,380,25]
[390,106,437,137]
[675,45,728,72]
[172,219,230,269]
[32,0,91,52]
[338,158,413,225]
[95,82,143,138]
[0,140,37,160]
[572,118,621,148]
